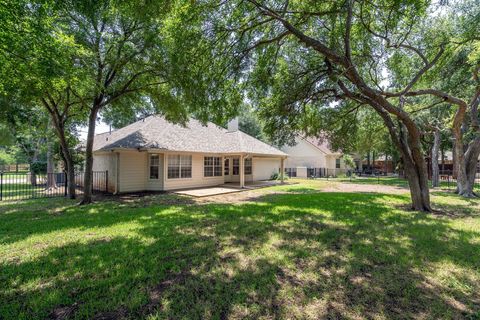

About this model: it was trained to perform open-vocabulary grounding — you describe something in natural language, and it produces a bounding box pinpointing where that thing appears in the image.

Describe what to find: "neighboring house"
[281,137,347,171]
[92,115,287,193]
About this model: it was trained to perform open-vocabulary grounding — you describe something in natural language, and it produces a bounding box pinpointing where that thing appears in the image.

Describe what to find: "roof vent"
[227,117,239,132]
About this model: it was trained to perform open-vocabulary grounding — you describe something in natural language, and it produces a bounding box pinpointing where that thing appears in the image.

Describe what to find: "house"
[92,115,287,193]
[280,137,350,177]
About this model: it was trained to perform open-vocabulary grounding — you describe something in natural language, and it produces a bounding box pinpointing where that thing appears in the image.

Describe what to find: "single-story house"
[92,116,287,193]
[281,137,348,172]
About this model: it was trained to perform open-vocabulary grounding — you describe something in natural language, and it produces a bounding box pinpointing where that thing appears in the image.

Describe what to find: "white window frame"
[204,156,223,177]
[149,154,160,180]
[167,154,192,179]
[336,158,341,169]
[224,158,230,176]
[232,158,239,176]
[245,158,252,175]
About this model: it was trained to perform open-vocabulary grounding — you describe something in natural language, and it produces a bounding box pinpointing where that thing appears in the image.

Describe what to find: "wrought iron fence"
[0,171,109,202]
[284,168,297,178]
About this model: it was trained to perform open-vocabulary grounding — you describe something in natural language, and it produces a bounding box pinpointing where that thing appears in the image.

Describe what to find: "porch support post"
[280,157,285,184]
[240,154,245,188]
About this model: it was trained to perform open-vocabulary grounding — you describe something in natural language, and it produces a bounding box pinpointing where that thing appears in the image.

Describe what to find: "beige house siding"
[282,138,347,170]
[92,153,116,192]
[163,153,225,191]
[93,151,283,193]
[282,138,328,168]
[118,151,147,193]
[253,158,280,180]
[326,155,345,170]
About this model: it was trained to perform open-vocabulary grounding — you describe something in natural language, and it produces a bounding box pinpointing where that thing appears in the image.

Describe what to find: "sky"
[78,120,111,140]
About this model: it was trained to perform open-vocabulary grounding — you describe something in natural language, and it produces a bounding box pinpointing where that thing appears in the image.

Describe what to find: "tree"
[2,0,240,204]
[0,0,87,198]
[239,109,268,142]
[195,0,467,210]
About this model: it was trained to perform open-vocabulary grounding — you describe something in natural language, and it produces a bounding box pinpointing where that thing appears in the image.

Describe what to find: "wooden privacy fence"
[0,171,109,201]
[0,164,30,172]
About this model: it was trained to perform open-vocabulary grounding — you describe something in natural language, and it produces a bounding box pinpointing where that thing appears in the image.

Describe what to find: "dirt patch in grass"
[321,182,409,194]
[48,302,79,320]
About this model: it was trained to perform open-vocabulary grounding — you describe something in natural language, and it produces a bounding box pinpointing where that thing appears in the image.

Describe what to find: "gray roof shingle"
[93,115,286,157]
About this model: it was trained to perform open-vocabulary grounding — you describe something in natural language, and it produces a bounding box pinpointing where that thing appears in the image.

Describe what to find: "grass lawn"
[339,175,480,191]
[0,180,479,319]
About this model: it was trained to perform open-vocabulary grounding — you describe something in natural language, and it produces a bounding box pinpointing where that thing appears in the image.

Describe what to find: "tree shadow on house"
[0,192,479,319]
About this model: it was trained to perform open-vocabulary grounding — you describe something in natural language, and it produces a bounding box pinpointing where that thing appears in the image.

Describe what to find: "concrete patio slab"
[174,180,291,197]
[174,186,242,197]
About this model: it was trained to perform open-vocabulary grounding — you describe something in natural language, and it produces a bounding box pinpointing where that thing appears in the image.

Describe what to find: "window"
[232,158,239,175]
[204,156,222,177]
[336,159,341,169]
[149,155,160,179]
[224,158,229,175]
[245,158,252,175]
[168,155,192,179]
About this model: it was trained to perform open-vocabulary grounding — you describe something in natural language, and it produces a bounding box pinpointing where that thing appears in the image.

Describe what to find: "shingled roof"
[304,137,341,155]
[93,115,286,157]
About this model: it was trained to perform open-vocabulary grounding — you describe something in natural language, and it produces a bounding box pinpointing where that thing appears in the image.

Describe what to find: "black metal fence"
[284,168,297,178]
[306,168,350,178]
[0,171,109,202]
[285,167,480,190]
[285,167,349,178]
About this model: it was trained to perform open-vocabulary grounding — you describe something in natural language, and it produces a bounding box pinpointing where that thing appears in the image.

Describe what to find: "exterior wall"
[163,153,225,191]
[118,151,147,193]
[252,157,280,181]
[297,167,308,178]
[224,156,253,183]
[92,153,116,192]
[281,138,328,168]
[110,151,283,193]
[146,153,164,191]
[326,155,346,170]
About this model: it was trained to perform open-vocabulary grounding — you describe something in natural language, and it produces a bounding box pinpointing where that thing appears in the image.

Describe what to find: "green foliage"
[30,162,47,174]
[270,172,289,180]
[0,149,15,165]
[342,154,356,169]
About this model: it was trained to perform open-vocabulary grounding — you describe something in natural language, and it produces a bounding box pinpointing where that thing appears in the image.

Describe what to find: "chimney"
[227,117,239,132]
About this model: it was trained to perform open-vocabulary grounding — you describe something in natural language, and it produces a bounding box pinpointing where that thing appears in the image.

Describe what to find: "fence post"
[105,170,108,193]
[64,171,68,197]
[0,172,3,201]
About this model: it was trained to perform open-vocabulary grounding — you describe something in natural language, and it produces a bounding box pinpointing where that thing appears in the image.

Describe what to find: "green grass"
[338,175,480,190]
[0,183,56,200]
[0,181,479,319]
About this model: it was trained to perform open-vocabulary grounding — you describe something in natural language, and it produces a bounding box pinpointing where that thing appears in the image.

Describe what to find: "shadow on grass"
[0,192,479,319]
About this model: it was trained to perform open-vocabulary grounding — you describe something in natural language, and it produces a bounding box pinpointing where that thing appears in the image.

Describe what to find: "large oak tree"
[188,0,479,210]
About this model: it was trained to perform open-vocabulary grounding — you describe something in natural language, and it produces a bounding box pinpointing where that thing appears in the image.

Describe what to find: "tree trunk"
[80,107,99,205]
[372,151,376,171]
[441,147,445,173]
[30,150,38,186]
[41,99,77,199]
[431,128,440,188]
[373,104,431,211]
[459,138,480,197]
[46,135,57,190]
[54,121,76,199]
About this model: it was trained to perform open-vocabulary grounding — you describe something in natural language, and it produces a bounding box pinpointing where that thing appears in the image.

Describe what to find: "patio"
[174,180,287,197]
